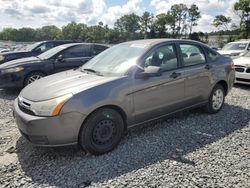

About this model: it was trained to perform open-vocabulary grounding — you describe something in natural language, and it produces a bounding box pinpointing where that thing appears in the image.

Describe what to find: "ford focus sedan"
[14,39,235,155]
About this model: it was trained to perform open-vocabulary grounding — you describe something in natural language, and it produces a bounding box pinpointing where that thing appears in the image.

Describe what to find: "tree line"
[0,0,249,44]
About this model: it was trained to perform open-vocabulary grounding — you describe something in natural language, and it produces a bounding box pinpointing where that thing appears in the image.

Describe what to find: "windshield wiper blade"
[82,68,103,76]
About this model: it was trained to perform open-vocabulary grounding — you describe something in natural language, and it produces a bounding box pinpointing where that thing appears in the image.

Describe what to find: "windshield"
[222,43,248,50]
[82,43,148,76]
[243,51,250,57]
[38,45,67,60]
[25,42,43,51]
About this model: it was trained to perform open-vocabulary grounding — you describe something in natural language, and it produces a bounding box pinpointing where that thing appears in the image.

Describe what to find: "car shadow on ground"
[0,89,20,100]
[234,83,250,90]
[16,104,250,187]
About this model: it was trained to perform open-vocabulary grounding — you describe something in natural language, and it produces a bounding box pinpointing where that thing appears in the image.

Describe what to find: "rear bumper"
[235,72,250,85]
[13,99,87,146]
[0,72,24,88]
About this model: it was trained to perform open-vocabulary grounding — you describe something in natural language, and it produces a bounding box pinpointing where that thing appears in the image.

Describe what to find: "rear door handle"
[170,72,181,79]
[205,64,212,70]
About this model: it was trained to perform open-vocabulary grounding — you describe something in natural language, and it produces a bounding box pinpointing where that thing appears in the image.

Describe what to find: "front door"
[131,43,186,124]
[54,45,92,72]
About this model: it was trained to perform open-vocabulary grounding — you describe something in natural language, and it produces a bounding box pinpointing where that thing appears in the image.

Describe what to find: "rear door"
[54,45,92,72]
[177,43,213,105]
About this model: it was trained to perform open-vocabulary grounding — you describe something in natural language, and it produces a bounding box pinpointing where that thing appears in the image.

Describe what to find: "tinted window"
[93,45,108,55]
[35,43,55,53]
[144,44,178,71]
[206,48,219,61]
[63,45,90,58]
[180,44,206,66]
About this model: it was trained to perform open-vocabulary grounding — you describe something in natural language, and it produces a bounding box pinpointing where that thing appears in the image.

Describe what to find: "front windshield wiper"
[82,68,103,76]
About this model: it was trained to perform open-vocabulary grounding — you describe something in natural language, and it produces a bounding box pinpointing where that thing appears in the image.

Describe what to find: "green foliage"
[213,15,232,30]
[0,2,246,43]
[234,0,250,38]
[188,5,201,34]
[114,13,141,41]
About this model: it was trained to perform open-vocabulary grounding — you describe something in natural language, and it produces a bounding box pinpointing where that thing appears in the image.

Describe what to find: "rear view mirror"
[135,66,161,79]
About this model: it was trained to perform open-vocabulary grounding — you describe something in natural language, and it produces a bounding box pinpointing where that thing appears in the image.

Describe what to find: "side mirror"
[135,66,161,79]
[57,54,64,62]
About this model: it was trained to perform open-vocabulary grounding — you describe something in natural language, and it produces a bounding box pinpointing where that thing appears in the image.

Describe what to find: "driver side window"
[35,43,54,53]
[144,44,178,71]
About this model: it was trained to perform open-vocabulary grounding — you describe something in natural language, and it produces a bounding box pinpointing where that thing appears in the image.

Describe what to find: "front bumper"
[13,99,87,146]
[235,70,250,85]
[0,71,24,88]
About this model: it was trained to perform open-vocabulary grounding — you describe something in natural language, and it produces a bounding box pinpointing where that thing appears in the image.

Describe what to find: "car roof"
[56,43,109,48]
[229,40,250,44]
[122,39,207,46]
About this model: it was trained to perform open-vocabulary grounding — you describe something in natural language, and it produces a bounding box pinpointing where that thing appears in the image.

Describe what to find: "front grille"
[18,104,35,115]
[235,67,244,72]
[246,68,250,73]
[236,78,250,82]
[18,96,35,115]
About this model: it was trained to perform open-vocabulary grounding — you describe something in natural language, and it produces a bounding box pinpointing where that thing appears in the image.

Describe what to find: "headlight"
[0,54,5,61]
[1,67,24,73]
[30,93,73,116]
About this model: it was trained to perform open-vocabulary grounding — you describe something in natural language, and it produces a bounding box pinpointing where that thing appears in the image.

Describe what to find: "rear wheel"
[24,72,45,87]
[79,108,124,155]
[206,84,225,114]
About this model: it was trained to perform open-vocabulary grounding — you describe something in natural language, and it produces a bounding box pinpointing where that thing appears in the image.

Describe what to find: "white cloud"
[150,0,226,14]
[101,0,143,26]
[0,0,106,26]
[150,0,240,32]
[0,0,240,32]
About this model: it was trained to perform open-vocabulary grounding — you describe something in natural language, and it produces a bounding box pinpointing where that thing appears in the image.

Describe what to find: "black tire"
[24,72,45,87]
[206,84,225,114]
[79,108,125,155]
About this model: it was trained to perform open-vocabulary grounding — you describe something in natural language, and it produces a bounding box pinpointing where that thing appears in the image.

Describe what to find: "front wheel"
[24,72,45,87]
[206,84,225,114]
[79,108,125,155]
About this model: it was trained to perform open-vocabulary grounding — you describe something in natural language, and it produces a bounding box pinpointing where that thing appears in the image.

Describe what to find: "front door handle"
[170,72,181,79]
[205,64,212,70]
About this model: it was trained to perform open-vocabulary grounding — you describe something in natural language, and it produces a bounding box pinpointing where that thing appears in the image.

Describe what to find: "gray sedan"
[14,39,235,154]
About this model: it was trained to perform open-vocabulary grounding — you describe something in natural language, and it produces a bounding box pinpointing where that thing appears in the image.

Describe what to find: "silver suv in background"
[14,39,235,155]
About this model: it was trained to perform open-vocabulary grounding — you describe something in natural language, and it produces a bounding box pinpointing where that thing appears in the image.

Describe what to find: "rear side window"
[205,48,219,62]
[63,45,91,58]
[179,44,206,66]
[35,42,55,53]
[93,45,108,55]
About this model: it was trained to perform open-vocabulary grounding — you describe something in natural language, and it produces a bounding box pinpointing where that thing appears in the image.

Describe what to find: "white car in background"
[218,40,250,58]
[0,47,11,53]
[234,51,250,85]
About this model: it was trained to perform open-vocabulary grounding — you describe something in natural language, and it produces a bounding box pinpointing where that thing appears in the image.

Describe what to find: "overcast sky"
[0,0,240,32]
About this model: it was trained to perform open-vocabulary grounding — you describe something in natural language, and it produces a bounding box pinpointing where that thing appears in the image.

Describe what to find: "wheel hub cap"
[212,89,223,110]
[93,120,115,145]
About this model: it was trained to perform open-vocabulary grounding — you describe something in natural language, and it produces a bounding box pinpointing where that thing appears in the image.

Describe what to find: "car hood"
[20,69,119,102]
[0,56,41,69]
[233,57,250,67]
[2,50,28,55]
[218,50,243,56]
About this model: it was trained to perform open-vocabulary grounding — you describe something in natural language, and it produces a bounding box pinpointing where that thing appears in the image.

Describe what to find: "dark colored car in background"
[0,40,76,65]
[0,43,109,88]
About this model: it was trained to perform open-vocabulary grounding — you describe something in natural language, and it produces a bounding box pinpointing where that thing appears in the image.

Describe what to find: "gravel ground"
[0,85,249,188]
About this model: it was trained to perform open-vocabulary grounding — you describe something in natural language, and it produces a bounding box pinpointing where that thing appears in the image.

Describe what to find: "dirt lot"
[0,85,249,188]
